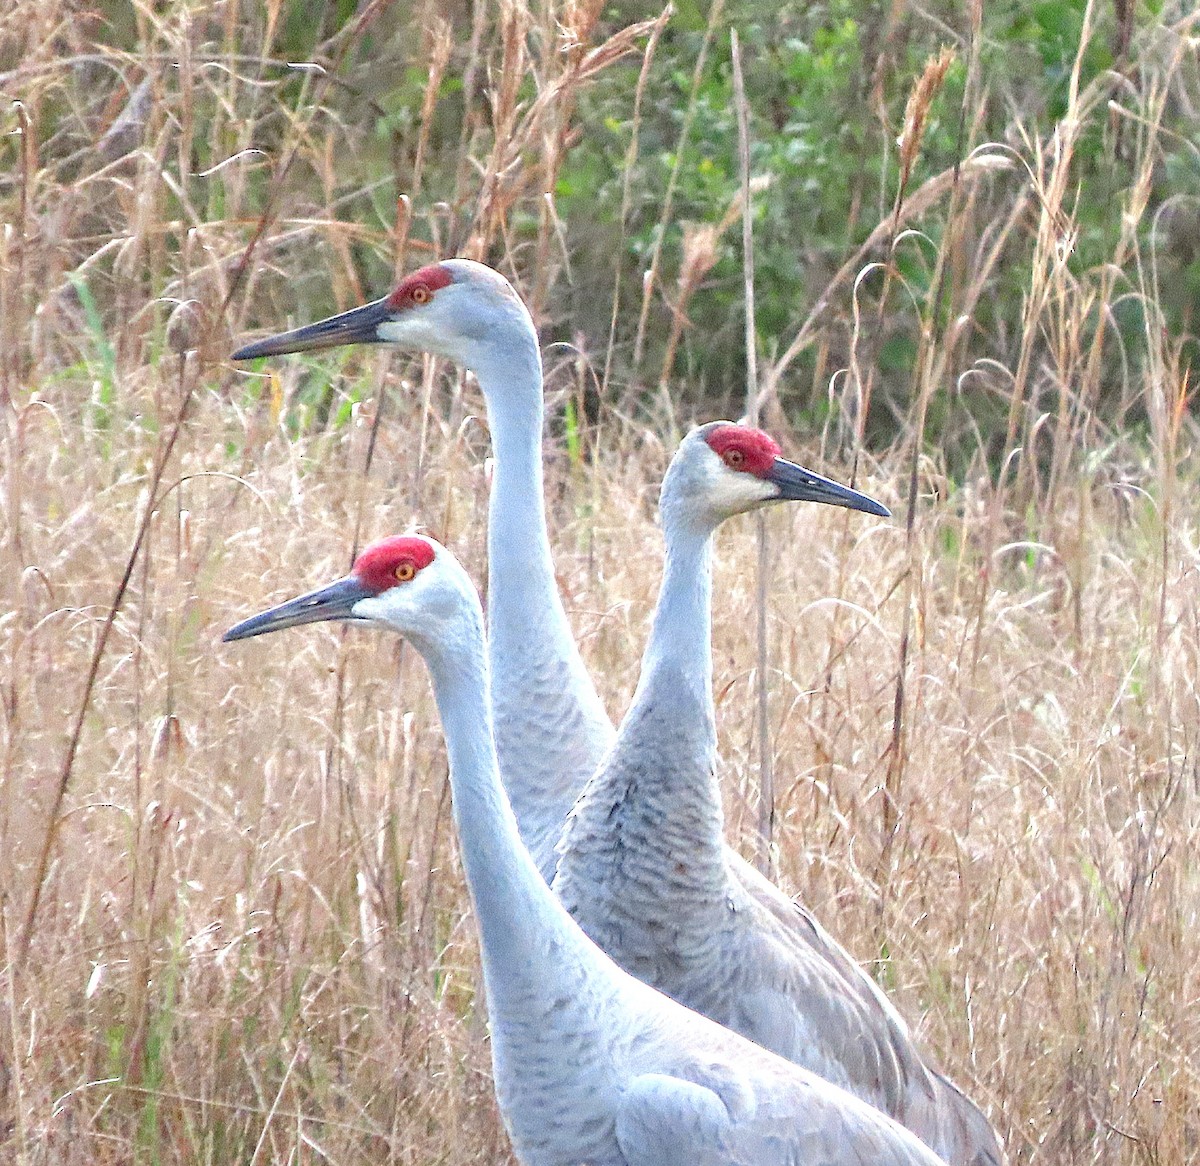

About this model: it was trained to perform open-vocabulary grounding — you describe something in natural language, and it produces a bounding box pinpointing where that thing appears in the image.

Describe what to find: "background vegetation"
[2,0,1199,1161]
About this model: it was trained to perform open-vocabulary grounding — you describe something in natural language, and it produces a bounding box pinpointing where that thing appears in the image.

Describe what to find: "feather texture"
[231,273,1001,1164]
[272,540,952,1166]
[554,426,1004,1166]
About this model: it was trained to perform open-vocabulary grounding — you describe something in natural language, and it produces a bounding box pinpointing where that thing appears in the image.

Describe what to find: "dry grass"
[2,1,1200,1163]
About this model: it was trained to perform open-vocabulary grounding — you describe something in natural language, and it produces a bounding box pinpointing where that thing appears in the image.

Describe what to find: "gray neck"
[552,502,729,929]
[473,336,557,619]
[470,334,615,876]
[631,515,716,737]
[424,629,607,998]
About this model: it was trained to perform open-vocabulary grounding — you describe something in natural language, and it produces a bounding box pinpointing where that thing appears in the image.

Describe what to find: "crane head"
[223,534,481,659]
[231,259,533,368]
[663,421,891,527]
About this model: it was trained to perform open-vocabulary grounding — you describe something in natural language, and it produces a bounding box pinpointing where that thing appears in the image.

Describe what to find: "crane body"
[553,423,1002,1166]
[224,534,948,1166]
[233,273,1002,1165]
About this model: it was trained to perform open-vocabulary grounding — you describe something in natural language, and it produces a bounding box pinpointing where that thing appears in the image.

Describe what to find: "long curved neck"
[469,333,615,880]
[424,627,611,999]
[474,334,554,595]
[633,517,715,724]
[554,507,727,918]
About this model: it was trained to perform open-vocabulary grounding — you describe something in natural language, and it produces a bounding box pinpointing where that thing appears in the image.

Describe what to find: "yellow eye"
[394,561,417,582]
[410,285,431,305]
[723,448,746,470]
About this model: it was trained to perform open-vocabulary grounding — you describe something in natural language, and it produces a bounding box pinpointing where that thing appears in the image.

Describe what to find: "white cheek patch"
[377,315,447,353]
[352,595,387,623]
[709,469,775,513]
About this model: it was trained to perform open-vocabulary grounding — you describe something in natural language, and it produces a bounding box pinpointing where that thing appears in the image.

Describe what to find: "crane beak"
[223,576,374,642]
[767,458,891,518]
[231,298,393,360]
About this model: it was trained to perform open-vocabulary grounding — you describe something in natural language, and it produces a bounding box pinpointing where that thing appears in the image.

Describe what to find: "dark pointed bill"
[768,458,891,518]
[231,298,392,360]
[223,576,374,642]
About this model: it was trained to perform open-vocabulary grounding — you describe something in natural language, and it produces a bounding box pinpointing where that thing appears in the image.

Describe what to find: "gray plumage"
[230,274,1002,1164]
[554,424,1004,1166]
[225,535,951,1166]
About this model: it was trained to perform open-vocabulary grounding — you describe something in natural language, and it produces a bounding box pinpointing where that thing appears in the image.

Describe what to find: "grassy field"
[3,0,1200,1162]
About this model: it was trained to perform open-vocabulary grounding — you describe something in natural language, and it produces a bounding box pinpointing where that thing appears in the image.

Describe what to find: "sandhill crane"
[233,259,613,882]
[223,533,948,1166]
[233,269,1002,1164]
[552,422,1003,1166]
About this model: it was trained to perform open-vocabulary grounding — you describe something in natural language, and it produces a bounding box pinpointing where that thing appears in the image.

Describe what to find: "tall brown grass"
[2,1,1199,1163]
